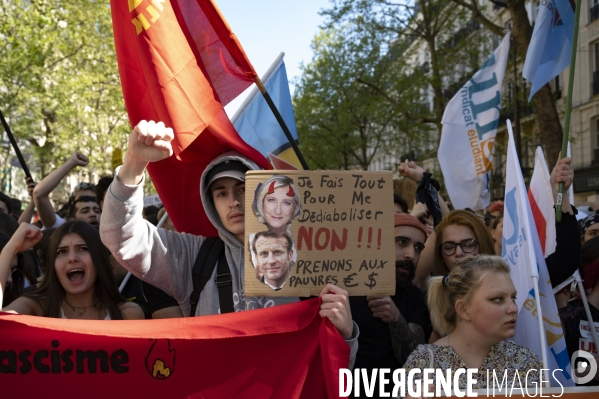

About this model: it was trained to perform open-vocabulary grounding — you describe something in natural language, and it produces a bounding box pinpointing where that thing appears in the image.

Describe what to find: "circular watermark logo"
[571,350,597,385]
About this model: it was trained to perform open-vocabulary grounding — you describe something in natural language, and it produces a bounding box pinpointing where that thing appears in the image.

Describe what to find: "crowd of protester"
[0,120,598,395]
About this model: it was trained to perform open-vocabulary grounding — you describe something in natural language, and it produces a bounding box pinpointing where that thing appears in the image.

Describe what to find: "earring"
[458,316,463,322]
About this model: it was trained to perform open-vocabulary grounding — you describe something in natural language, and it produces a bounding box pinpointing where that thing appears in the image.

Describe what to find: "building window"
[521,77,529,100]
[593,42,599,95]
[593,118,599,165]
[591,0,599,23]
[553,75,562,99]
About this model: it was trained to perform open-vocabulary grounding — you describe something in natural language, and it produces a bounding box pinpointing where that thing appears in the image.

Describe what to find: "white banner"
[438,33,510,210]
[504,122,574,387]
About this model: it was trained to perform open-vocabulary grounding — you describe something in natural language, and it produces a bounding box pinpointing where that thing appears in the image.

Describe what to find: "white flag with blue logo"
[438,33,510,211]
[503,121,574,387]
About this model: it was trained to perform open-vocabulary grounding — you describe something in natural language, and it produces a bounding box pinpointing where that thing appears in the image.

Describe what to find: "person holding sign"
[252,231,294,290]
[252,175,301,234]
[99,121,358,365]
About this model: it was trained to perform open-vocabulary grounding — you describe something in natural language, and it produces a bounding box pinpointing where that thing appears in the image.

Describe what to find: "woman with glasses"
[433,210,495,276]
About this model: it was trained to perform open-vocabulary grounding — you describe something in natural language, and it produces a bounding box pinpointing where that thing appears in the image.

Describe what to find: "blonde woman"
[404,255,542,394]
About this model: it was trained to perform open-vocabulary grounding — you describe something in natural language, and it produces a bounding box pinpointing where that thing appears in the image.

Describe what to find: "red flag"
[111,0,271,236]
[0,299,349,399]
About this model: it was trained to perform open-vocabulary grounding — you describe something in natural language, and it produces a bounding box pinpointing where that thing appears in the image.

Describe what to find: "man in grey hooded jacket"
[100,120,358,363]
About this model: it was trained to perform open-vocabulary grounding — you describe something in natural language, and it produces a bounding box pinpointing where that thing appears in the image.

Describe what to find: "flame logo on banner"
[145,339,176,380]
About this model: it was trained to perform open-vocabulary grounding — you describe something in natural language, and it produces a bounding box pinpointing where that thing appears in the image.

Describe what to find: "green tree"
[324,0,565,167]
[322,0,495,138]
[294,25,409,170]
[0,0,129,186]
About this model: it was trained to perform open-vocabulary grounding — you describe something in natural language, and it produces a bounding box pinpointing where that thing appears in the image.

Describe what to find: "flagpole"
[0,108,34,182]
[253,77,310,171]
[231,53,285,124]
[157,211,168,228]
[532,276,551,386]
[556,0,582,222]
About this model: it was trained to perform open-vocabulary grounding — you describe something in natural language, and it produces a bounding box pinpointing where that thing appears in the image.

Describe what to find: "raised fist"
[70,151,89,167]
[398,159,424,183]
[126,120,174,164]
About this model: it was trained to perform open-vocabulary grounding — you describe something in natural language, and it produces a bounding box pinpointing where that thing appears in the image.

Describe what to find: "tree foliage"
[294,25,404,170]
[295,0,498,170]
[297,0,565,171]
[0,0,129,185]
[323,0,498,132]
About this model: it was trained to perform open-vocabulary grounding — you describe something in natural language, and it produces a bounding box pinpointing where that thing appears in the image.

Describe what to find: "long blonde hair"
[427,255,510,336]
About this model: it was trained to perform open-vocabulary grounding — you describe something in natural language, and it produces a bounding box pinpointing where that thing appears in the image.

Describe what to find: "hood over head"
[200,152,262,247]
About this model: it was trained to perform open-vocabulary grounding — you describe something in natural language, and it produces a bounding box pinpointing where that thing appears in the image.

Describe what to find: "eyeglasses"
[439,239,478,256]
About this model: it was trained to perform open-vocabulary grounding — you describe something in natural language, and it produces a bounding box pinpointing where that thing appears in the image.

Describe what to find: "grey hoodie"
[100,152,297,315]
[100,152,358,365]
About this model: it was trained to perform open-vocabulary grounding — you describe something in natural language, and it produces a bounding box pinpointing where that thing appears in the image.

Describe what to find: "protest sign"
[244,170,395,297]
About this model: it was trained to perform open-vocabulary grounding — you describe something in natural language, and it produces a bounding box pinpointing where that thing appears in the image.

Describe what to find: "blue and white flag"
[438,33,510,211]
[503,121,574,387]
[231,52,302,169]
[522,0,574,100]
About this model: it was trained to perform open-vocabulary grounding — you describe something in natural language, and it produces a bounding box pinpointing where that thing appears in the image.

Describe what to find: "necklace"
[63,298,98,316]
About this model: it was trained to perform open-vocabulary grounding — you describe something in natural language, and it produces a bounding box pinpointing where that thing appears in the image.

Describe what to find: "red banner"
[111,0,271,236]
[0,299,348,398]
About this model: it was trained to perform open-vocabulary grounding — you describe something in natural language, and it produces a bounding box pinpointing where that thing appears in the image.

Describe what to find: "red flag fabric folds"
[0,299,349,399]
[111,0,271,236]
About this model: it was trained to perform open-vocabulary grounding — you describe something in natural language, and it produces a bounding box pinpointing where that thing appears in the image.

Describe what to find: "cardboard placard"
[244,170,395,296]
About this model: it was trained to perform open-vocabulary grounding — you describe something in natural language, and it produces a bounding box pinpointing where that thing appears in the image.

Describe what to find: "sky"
[215,0,331,116]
